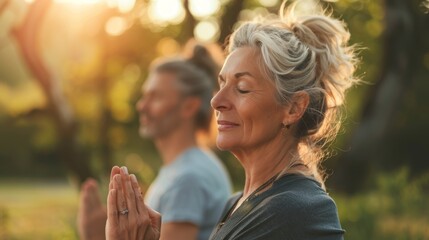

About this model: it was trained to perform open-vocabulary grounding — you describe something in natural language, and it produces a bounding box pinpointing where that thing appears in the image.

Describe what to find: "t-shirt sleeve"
[157,173,207,226]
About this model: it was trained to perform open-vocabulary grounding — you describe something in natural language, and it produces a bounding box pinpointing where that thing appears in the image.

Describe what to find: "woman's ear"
[282,91,309,126]
[180,96,202,119]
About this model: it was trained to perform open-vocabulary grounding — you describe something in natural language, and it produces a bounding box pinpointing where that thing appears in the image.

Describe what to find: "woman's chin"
[216,139,234,151]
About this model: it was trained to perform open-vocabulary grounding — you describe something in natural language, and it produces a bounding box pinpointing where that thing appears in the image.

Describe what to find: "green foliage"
[2,169,428,239]
[0,0,388,185]
[0,205,10,239]
[335,168,429,240]
[0,181,79,240]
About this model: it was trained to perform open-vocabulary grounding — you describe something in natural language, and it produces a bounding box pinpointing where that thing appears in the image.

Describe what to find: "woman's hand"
[106,166,161,240]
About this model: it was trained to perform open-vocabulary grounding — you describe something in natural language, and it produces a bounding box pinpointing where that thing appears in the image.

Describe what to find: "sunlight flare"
[54,0,100,4]
[258,0,279,8]
[194,20,219,43]
[117,0,135,13]
[189,0,220,18]
[105,16,128,36]
[148,0,185,24]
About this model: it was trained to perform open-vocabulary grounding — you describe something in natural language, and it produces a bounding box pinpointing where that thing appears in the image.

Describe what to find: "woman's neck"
[233,138,299,202]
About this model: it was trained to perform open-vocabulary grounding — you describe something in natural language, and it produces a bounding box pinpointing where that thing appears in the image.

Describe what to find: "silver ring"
[119,209,129,215]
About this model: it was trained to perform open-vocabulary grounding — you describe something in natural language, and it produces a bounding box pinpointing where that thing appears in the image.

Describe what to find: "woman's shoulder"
[249,176,343,233]
[263,174,339,218]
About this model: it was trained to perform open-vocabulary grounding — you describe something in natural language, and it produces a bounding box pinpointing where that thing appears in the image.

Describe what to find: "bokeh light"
[54,0,100,4]
[194,20,219,43]
[148,0,185,25]
[52,0,135,12]
[156,38,181,57]
[117,0,136,13]
[258,0,279,8]
[189,0,221,18]
[105,16,128,36]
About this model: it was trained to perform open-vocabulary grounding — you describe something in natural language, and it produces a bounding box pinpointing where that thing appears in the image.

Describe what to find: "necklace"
[244,173,280,202]
[216,172,281,232]
[242,162,308,203]
[215,163,308,234]
[218,172,280,228]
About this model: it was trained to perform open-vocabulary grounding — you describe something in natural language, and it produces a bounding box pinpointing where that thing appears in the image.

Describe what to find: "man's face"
[136,72,183,139]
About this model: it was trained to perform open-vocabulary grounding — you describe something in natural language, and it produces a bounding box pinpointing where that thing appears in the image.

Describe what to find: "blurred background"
[0,0,428,239]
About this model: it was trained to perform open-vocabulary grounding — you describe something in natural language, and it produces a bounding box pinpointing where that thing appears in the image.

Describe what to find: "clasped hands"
[106,166,161,240]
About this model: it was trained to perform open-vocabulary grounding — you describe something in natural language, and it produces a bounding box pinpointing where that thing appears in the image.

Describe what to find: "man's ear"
[282,91,310,126]
[180,96,202,119]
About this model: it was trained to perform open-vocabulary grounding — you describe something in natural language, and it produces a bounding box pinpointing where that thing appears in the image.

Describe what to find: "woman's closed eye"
[237,88,250,94]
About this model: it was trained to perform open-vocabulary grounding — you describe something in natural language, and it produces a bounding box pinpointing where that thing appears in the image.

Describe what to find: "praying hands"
[106,166,161,240]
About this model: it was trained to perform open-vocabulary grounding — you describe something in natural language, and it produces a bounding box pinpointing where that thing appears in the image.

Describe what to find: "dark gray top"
[209,174,345,240]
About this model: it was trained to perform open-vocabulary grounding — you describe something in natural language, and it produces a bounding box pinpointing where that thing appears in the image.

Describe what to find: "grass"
[0,179,79,240]
[0,168,428,239]
[334,168,429,240]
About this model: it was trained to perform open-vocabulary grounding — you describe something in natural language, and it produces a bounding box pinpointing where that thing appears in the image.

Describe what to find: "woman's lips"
[217,120,239,130]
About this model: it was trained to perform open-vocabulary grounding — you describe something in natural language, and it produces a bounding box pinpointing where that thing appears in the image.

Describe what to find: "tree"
[330,0,429,193]
[11,0,95,184]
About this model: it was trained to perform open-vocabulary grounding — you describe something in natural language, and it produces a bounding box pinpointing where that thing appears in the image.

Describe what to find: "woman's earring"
[281,122,290,136]
[282,122,290,130]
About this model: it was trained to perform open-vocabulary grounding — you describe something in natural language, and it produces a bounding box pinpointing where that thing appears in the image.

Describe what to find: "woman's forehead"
[222,47,257,73]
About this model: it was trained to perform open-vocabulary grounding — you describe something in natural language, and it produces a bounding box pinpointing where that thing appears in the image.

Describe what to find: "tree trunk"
[330,0,422,193]
[11,0,94,185]
[178,0,197,43]
[218,0,245,47]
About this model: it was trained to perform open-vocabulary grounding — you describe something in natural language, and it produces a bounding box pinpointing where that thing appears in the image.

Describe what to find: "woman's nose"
[211,88,229,112]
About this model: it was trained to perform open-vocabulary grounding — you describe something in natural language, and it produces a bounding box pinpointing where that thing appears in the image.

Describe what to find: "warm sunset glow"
[105,16,128,36]
[189,0,220,18]
[194,20,219,43]
[53,0,135,12]
[148,0,185,25]
[116,0,135,13]
[258,0,279,7]
[54,0,100,4]
[156,38,180,56]
[294,0,320,14]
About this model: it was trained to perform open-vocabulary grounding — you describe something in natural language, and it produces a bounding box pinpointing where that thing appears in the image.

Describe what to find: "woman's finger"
[130,174,144,215]
[109,166,121,191]
[107,189,119,226]
[113,174,128,219]
[129,173,160,239]
[124,173,138,219]
[119,166,129,194]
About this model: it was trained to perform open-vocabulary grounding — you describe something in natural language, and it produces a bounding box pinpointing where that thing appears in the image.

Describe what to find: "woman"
[105,3,359,239]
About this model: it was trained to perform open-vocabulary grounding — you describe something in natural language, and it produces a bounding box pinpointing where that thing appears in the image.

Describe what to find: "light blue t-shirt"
[145,147,232,240]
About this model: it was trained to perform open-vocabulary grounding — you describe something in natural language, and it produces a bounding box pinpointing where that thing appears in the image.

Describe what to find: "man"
[77,45,231,240]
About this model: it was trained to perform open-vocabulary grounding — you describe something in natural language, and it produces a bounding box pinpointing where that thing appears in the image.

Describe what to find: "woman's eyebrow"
[218,71,254,81]
[235,72,254,79]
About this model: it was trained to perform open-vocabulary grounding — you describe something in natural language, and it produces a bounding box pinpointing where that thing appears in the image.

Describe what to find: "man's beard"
[138,106,182,139]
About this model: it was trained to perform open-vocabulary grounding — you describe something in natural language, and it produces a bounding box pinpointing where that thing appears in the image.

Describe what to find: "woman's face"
[211,47,286,152]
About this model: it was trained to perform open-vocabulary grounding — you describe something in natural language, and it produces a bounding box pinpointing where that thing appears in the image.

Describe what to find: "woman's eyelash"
[237,89,250,94]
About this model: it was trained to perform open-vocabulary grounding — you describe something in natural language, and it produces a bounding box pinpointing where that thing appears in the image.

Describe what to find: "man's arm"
[160,222,198,240]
